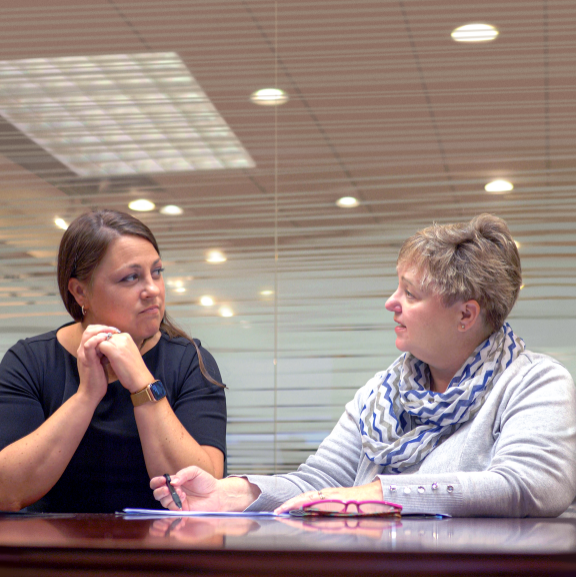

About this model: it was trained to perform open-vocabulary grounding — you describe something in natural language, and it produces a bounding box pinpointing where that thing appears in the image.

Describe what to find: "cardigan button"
[417,486,425,494]
[389,485,397,492]
[431,482,438,490]
[403,487,411,495]
[447,485,454,493]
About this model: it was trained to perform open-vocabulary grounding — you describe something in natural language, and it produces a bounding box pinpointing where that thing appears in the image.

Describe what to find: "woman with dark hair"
[151,214,576,518]
[0,209,226,513]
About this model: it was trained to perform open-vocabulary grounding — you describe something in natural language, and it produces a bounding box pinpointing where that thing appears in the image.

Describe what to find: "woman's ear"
[68,278,88,308]
[459,300,481,331]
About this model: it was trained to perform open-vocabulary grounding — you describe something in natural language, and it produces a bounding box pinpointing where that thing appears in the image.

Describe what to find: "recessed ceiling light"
[200,295,214,306]
[219,306,234,317]
[206,249,227,264]
[250,88,289,106]
[485,179,514,194]
[128,198,156,211]
[54,217,68,230]
[336,196,360,208]
[166,278,187,292]
[451,23,499,42]
[0,52,255,177]
[260,289,274,296]
[160,204,183,216]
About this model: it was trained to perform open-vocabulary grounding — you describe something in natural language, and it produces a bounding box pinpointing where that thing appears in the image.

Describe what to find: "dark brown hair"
[57,209,224,388]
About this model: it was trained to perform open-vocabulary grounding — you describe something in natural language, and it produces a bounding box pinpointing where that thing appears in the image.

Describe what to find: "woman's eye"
[122,274,138,282]
[152,267,165,277]
[405,290,413,298]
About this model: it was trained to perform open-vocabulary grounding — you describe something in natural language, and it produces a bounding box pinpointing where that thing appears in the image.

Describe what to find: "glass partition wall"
[0,0,575,475]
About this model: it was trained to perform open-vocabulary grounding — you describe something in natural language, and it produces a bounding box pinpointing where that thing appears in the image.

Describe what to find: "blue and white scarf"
[359,322,525,473]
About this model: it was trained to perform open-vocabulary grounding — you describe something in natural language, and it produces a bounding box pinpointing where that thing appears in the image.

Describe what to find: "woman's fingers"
[78,325,122,360]
[151,467,216,511]
[274,488,337,515]
[150,474,168,491]
[170,465,217,494]
[152,483,188,511]
[76,325,124,402]
[98,333,154,393]
[81,324,122,342]
[274,482,383,515]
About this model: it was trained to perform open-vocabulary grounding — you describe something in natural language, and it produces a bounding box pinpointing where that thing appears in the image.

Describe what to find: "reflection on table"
[1,512,575,576]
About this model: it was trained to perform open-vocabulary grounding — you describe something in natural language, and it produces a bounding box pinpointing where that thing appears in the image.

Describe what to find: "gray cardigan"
[244,351,576,517]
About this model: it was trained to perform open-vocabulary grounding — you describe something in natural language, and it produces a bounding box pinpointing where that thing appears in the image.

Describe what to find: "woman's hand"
[151,466,221,511]
[96,330,154,393]
[151,466,261,512]
[76,324,121,404]
[273,481,384,515]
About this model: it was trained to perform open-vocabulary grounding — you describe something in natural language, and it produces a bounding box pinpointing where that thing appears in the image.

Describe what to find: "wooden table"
[1,512,575,576]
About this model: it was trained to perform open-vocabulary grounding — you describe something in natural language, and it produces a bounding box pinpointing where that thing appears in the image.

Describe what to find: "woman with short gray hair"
[152,214,576,518]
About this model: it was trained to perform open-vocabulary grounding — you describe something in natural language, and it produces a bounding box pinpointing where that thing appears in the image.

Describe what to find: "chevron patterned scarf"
[359,322,525,473]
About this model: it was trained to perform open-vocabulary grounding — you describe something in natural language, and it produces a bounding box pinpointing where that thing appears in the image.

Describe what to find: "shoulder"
[157,331,194,350]
[2,328,62,362]
[495,349,575,408]
[15,328,59,346]
[154,332,212,360]
[0,327,69,389]
[149,332,221,381]
[504,349,573,385]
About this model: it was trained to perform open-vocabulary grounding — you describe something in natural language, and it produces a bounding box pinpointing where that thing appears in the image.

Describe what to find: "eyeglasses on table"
[290,499,402,518]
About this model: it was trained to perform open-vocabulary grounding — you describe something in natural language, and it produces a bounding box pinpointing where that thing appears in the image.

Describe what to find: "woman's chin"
[129,323,161,345]
[394,337,409,353]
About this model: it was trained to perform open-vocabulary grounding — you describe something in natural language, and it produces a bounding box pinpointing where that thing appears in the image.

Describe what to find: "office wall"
[0,0,575,474]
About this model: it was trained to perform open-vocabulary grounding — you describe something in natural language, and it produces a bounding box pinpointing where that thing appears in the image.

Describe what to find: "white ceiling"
[0,0,574,384]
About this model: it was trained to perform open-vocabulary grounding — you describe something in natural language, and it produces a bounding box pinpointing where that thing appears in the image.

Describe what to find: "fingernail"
[110,327,121,333]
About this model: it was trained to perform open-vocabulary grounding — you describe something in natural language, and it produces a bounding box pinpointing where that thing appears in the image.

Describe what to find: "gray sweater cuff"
[377,474,463,516]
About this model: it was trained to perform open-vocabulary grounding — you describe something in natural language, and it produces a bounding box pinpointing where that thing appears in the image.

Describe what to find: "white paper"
[123,508,282,517]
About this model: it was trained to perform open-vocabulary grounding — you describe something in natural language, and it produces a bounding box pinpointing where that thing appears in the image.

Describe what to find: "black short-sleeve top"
[0,325,227,512]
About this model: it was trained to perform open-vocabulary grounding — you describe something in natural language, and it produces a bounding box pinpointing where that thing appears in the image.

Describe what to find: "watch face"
[149,380,167,401]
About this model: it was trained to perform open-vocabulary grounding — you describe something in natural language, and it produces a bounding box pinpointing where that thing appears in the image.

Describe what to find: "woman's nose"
[143,276,161,296]
[385,289,400,312]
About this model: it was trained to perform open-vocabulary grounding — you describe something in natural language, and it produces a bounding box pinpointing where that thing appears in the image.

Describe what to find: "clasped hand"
[76,324,154,403]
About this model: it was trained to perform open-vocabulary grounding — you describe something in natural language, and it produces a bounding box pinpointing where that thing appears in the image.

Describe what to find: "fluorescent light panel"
[0,52,255,177]
[451,24,499,42]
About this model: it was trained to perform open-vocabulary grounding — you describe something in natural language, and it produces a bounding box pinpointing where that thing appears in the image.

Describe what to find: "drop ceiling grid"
[0,0,572,348]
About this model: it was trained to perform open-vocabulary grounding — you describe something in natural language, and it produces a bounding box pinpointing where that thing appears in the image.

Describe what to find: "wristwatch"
[130,380,167,407]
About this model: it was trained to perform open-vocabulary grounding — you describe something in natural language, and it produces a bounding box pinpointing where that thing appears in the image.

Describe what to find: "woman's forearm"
[0,390,99,511]
[134,399,224,479]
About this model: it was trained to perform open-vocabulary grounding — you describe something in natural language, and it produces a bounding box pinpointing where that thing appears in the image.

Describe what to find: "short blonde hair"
[397,214,522,332]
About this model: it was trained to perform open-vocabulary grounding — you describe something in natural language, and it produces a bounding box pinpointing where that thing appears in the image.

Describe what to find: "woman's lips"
[140,305,160,315]
[394,321,406,333]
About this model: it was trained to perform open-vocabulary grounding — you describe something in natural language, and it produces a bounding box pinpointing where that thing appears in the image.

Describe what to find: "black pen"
[164,473,183,509]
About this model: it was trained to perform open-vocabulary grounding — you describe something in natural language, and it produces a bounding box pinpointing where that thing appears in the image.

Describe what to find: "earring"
[461,324,465,330]
[82,305,86,317]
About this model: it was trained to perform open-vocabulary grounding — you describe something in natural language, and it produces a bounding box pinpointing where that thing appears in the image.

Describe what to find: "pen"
[164,473,183,509]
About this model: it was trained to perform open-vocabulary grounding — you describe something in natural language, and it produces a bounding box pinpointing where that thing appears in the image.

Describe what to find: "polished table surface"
[1,512,576,576]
